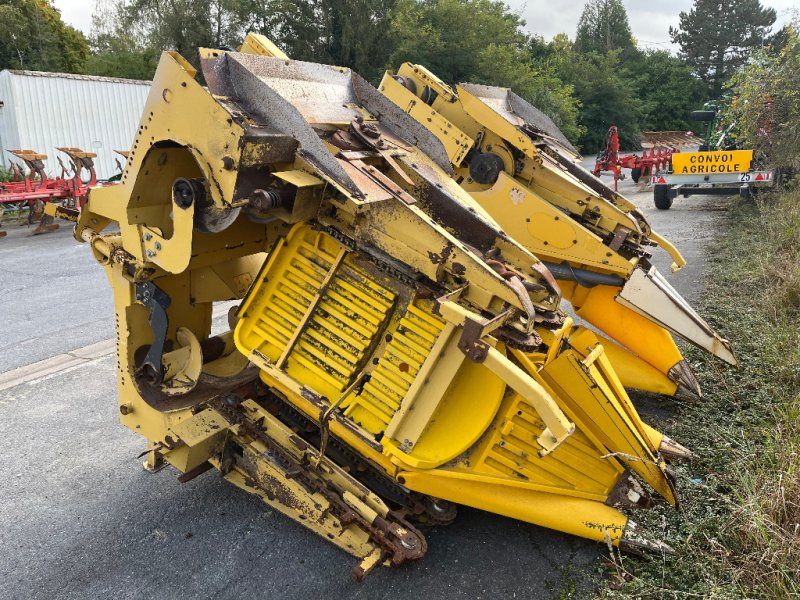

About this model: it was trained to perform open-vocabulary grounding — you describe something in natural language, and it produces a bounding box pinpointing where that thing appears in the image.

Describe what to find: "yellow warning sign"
[672,150,753,175]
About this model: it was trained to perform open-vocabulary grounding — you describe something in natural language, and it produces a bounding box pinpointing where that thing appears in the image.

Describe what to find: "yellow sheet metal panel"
[238,33,289,58]
[464,390,623,499]
[341,302,445,434]
[570,283,683,374]
[164,407,228,472]
[383,353,506,469]
[469,173,634,275]
[379,73,474,166]
[541,345,677,506]
[235,223,397,402]
[591,329,679,397]
[671,149,753,174]
[399,470,628,545]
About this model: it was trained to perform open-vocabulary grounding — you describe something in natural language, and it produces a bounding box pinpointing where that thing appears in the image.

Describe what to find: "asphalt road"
[0,175,727,600]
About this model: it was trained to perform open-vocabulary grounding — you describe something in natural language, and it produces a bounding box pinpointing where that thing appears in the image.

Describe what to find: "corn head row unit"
[73,35,734,579]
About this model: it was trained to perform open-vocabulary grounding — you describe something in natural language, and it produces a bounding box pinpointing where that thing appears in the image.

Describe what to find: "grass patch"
[602,187,800,599]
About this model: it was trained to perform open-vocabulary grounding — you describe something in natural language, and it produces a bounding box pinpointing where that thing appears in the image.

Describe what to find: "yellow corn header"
[72,35,724,579]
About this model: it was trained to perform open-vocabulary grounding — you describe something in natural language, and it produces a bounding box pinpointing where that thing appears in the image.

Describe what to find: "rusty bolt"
[361,123,381,139]
[119,403,133,415]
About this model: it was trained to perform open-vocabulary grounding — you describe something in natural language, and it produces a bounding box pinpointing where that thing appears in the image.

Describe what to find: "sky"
[53,0,798,50]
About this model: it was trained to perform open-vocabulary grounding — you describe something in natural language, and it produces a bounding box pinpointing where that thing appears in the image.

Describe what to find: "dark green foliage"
[629,49,709,133]
[84,34,159,80]
[389,0,583,141]
[574,0,635,56]
[0,0,89,73]
[670,0,777,96]
[552,1,710,150]
[553,45,644,150]
[389,0,528,83]
[727,23,800,171]
[89,0,257,69]
[255,0,397,82]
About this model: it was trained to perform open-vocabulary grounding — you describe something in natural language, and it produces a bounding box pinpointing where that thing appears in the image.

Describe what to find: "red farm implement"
[0,147,99,236]
[593,125,697,191]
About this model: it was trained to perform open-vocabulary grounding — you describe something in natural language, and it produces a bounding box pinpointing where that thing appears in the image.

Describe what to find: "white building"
[0,70,150,180]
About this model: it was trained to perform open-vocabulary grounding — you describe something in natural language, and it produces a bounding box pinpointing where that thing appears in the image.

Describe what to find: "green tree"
[670,0,777,96]
[574,0,635,56]
[255,0,397,82]
[475,44,583,142]
[93,0,256,66]
[389,0,527,83]
[727,22,800,170]
[84,34,159,80]
[389,0,582,142]
[629,49,708,132]
[0,0,88,72]
[552,42,644,150]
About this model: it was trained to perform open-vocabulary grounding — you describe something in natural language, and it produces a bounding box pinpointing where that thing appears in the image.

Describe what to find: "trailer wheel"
[654,184,672,210]
[630,167,642,183]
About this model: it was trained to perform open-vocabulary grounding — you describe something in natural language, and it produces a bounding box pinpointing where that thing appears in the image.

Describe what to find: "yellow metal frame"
[377,62,729,401]
[72,37,686,572]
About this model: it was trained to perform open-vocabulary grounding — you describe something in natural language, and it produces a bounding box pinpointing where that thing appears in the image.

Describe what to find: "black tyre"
[630,167,642,183]
[654,184,672,210]
[690,110,717,122]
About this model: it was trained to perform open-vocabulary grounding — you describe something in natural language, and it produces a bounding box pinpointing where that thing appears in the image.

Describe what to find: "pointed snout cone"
[617,266,737,366]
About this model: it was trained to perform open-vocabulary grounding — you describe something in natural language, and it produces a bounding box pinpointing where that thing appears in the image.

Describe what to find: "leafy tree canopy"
[91,0,258,66]
[389,0,582,140]
[256,0,397,82]
[84,33,159,80]
[574,0,635,56]
[670,0,777,96]
[0,0,88,72]
[726,21,800,169]
[552,43,644,150]
[628,49,708,133]
[389,0,527,83]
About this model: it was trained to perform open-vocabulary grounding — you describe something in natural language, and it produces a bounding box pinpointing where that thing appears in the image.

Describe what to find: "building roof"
[4,69,151,86]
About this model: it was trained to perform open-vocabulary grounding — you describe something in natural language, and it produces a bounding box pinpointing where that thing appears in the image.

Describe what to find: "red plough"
[593,125,681,191]
[0,147,99,236]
